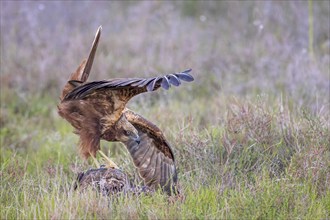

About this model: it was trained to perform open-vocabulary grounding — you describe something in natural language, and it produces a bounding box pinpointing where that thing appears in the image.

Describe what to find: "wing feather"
[146,77,160,92]
[131,79,147,87]
[161,76,170,90]
[139,146,157,179]
[138,78,156,87]
[131,141,151,167]
[148,152,162,185]
[139,143,155,171]
[160,160,168,187]
[168,74,181,86]
[122,109,178,195]
[175,69,194,82]
[115,78,142,87]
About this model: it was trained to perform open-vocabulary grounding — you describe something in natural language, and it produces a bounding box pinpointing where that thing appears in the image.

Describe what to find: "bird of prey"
[58,26,193,195]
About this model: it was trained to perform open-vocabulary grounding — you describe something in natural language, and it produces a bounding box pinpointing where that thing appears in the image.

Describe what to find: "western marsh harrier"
[58,27,193,194]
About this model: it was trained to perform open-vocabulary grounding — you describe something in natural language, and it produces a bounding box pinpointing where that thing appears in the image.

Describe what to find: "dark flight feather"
[139,78,155,88]
[146,77,160,92]
[131,79,147,87]
[168,74,181,86]
[161,76,170,90]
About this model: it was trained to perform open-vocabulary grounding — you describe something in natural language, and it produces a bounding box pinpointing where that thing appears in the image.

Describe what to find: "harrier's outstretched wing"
[63,69,193,101]
[122,109,177,195]
[61,69,193,130]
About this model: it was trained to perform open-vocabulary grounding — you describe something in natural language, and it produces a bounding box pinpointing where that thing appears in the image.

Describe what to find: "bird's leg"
[89,153,101,168]
[98,150,119,169]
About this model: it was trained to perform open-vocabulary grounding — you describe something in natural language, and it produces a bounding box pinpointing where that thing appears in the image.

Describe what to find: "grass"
[1,91,329,219]
[1,1,329,219]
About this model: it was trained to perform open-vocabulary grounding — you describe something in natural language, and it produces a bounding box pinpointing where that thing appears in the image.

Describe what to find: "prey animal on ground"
[58,26,194,195]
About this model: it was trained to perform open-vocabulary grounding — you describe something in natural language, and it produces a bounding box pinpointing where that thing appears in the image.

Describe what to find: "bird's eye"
[125,130,131,136]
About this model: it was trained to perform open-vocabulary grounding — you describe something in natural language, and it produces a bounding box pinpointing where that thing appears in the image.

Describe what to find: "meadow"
[1,1,329,219]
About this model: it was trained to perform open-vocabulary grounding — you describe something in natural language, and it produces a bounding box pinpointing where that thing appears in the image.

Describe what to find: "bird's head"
[114,115,140,144]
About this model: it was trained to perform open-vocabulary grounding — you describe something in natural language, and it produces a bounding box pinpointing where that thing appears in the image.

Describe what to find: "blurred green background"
[1,1,329,107]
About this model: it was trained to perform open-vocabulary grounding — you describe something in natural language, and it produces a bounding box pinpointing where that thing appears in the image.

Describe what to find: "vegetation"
[1,1,329,219]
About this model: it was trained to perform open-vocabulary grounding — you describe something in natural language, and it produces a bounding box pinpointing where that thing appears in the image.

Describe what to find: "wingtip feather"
[175,69,193,81]
[168,74,181,86]
[161,76,170,90]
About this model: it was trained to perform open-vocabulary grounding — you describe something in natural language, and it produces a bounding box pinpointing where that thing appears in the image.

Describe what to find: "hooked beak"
[135,136,141,145]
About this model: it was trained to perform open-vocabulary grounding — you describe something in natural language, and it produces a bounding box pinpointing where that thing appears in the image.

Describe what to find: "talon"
[98,150,119,169]
[90,153,100,168]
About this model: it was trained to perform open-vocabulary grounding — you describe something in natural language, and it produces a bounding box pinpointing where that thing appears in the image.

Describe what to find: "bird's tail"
[60,26,102,100]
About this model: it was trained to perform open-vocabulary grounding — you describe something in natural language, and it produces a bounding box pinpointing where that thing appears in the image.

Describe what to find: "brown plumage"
[74,167,129,196]
[58,26,193,195]
[74,167,154,196]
